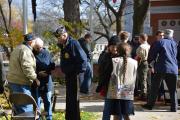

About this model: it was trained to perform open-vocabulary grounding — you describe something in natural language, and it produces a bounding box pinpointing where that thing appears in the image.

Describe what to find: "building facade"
[150,0,180,43]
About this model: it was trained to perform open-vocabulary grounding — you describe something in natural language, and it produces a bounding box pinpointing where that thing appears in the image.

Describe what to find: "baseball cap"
[54,26,67,37]
[24,33,36,41]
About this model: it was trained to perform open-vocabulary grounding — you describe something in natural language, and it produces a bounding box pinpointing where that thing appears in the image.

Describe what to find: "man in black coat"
[78,33,93,94]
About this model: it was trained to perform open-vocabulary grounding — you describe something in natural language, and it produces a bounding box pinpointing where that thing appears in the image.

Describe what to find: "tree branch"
[0,3,9,34]
[117,0,126,16]
[107,7,113,24]
[8,0,12,28]
[85,27,108,39]
[102,0,117,15]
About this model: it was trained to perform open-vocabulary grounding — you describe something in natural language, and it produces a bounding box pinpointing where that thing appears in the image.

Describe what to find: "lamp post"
[89,0,94,72]
[89,0,94,39]
[23,0,28,34]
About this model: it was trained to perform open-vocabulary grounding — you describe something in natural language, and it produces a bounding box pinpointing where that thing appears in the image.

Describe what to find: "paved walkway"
[52,84,180,120]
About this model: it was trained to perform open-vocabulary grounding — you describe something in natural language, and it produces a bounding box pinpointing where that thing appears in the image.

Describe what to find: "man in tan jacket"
[7,33,40,114]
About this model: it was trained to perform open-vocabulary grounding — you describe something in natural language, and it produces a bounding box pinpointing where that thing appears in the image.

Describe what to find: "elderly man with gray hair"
[142,29,178,112]
[32,38,55,120]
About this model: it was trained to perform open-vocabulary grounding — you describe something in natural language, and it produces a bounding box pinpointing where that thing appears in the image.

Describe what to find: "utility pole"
[23,0,28,34]
[89,0,94,40]
[89,0,94,71]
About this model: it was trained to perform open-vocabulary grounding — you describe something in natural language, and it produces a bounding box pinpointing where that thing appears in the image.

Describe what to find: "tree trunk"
[116,15,122,35]
[133,0,149,37]
[116,0,126,35]
[63,0,81,38]
[0,3,12,56]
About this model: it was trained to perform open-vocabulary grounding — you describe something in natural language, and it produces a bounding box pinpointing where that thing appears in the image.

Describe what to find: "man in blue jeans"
[7,33,40,114]
[78,33,93,94]
[32,38,55,120]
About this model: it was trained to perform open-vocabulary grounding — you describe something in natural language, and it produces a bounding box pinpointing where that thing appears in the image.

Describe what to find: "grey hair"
[164,29,174,38]
[35,37,44,47]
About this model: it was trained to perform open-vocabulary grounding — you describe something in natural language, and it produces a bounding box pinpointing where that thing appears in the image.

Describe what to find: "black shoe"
[142,104,153,110]
[170,108,177,112]
[80,91,89,94]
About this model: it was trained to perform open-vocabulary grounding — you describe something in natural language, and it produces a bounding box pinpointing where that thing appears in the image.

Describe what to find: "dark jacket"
[78,38,91,62]
[96,52,113,95]
[177,41,180,68]
[130,41,140,59]
[148,37,178,75]
[59,36,87,75]
[34,48,55,92]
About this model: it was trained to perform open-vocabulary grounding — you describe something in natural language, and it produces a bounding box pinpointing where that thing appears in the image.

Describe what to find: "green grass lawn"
[52,111,100,120]
[0,112,100,120]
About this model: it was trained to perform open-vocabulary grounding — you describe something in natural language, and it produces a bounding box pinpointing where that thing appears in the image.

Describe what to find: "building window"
[100,45,102,51]
[170,20,176,26]
[161,21,167,26]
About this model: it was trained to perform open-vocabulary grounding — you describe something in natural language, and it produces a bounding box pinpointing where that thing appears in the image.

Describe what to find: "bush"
[0,95,10,109]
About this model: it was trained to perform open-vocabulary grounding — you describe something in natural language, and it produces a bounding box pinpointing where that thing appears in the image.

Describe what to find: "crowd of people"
[6,26,180,120]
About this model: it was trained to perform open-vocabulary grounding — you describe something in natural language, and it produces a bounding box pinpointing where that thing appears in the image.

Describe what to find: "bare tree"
[81,0,129,41]
[133,0,150,37]
[102,0,126,35]
[63,0,81,37]
[35,0,131,41]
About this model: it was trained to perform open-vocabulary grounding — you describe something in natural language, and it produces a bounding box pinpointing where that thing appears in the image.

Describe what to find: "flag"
[113,0,117,3]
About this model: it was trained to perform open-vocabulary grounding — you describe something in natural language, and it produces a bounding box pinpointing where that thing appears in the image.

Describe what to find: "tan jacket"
[136,42,150,62]
[7,44,37,86]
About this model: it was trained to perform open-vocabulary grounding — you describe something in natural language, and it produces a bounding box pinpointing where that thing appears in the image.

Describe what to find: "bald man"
[32,38,55,120]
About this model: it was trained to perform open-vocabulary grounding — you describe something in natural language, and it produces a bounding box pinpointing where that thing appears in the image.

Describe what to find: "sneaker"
[142,104,153,110]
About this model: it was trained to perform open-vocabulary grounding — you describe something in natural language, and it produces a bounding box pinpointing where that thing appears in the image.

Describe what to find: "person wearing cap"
[54,26,87,120]
[142,29,179,112]
[78,33,93,94]
[7,33,40,114]
[32,38,55,120]
[96,35,122,120]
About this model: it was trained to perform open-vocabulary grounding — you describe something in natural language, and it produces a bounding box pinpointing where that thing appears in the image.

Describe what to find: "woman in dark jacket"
[96,35,121,120]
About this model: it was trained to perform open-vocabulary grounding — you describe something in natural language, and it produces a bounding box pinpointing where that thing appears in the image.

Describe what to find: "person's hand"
[31,79,40,88]
[93,90,104,100]
[38,71,48,77]
[149,68,154,74]
[177,80,180,88]
[35,79,40,86]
